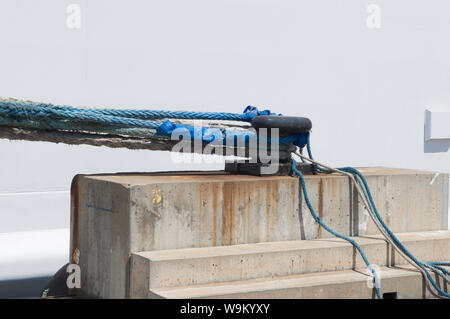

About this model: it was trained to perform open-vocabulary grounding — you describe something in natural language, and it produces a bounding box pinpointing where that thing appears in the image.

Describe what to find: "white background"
[0,1,449,279]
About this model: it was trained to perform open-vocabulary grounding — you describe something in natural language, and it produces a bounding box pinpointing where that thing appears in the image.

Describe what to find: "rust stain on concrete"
[318,178,324,238]
[330,177,337,202]
[211,183,219,246]
[246,183,252,244]
[265,182,272,242]
[222,182,234,245]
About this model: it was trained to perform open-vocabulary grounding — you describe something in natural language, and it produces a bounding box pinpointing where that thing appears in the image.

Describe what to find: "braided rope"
[0,99,306,149]
[0,100,249,122]
[0,103,162,129]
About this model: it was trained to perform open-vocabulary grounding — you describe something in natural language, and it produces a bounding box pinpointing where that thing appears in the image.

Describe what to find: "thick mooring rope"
[0,99,309,150]
[0,99,268,123]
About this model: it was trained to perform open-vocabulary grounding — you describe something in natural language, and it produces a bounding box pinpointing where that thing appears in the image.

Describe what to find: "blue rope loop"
[0,100,308,148]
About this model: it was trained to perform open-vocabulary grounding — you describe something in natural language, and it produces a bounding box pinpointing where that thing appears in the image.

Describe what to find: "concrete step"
[148,265,446,299]
[130,230,450,297]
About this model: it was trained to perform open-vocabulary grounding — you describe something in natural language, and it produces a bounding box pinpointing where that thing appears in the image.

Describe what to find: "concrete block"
[70,168,448,298]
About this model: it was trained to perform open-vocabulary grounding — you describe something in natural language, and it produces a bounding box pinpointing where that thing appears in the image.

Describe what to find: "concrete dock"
[69,167,449,298]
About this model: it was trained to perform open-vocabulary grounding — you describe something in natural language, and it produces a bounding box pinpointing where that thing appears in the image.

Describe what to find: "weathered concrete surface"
[129,230,450,295]
[150,265,442,299]
[70,168,449,298]
[299,167,448,239]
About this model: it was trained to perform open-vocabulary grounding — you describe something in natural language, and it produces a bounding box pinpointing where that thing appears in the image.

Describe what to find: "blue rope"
[351,172,450,283]
[0,100,309,148]
[0,103,162,129]
[0,100,276,122]
[342,166,450,298]
[428,262,450,267]
[303,133,450,298]
[292,161,383,299]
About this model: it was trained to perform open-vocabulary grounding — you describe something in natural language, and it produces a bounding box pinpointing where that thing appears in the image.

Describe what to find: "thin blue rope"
[428,262,450,266]
[305,133,449,298]
[342,166,450,298]
[352,172,450,286]
[292,161,383,299]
